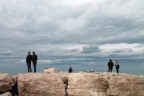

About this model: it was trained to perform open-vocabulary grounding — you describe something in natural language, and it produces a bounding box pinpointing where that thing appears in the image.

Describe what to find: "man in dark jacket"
[107,59,114,72]
[32,52,38,73]
[26,52,32,72]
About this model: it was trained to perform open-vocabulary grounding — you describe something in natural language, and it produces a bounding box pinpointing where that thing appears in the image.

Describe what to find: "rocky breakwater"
[1,71,144,96]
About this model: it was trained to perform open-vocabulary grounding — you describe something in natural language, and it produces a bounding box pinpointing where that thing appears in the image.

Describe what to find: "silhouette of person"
[69,67,73,73]
[32,52,38,73]
[107,59,114,72]
[26,52,32,72]
[115,60,120,73]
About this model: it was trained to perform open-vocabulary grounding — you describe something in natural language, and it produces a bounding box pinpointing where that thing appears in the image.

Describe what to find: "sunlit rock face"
[106,73,144,96]
[0,73,14,94]
[67,73,108,96]
[18,73,66,96]
[67,72,144,96]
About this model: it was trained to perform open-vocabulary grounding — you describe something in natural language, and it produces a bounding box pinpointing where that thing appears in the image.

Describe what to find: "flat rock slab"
[107,74,144,96]
[67,73,108,96]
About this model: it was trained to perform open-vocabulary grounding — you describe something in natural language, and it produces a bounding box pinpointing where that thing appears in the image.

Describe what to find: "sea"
[0,57,144,75]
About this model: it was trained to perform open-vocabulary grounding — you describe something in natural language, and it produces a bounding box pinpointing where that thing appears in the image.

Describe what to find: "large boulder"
[0,73,14,94]
[107,74,144,96]
[18,73,66,96]
[0,92,12,96]
[67,73,108,96]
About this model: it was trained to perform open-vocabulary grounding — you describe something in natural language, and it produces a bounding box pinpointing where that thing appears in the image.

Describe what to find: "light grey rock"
[0,92,12,96]
[43,68,58,73]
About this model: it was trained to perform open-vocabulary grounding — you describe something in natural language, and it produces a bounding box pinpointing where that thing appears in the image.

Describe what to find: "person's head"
[70,67,72,69]
[109,59,112,62]
[28,52,30,54]
[33,52,35,54]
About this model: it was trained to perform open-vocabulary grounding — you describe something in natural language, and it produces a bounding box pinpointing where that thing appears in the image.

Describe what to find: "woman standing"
[115,60,120,73]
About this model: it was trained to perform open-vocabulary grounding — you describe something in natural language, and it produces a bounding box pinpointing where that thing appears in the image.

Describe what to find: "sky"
[0,0,144,74]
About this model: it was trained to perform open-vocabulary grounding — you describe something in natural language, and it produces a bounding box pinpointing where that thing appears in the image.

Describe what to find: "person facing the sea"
[32,52,38,73]
[115,60,120,73]
[107,59,114,72]
[69,67,73,73]
[26,52,32,72]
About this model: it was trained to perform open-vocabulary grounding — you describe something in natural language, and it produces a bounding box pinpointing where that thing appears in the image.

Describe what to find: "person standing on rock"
[32,52,38,73]
[107,59,114,72]
[26,52,32,72]
[115,60,120,73]
[69,67,73,73]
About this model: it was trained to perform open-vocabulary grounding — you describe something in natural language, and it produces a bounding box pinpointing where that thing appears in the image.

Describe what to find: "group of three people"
[108,59,120,73]
[26,52,38,73]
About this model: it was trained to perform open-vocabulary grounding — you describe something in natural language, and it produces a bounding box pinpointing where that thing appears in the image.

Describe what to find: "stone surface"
[57,72,69,96]
[57,72,69,85]
[18,73,66,96]
[0,73,14,94]
[2,71,144,96]
[67,72,144,96]
[106,73,144,96]
[0,92,12,96]
[67,73,108,96]
[43,68,58,73]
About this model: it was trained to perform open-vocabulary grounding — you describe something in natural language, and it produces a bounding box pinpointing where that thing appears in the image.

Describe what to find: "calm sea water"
[0,58,144,75]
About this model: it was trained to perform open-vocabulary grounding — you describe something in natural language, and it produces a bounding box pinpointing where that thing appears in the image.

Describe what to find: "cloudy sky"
[0,0,144,74]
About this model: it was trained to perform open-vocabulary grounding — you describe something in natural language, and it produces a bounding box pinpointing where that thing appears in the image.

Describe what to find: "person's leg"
[108,67,110,72]
[116,67,119,73]
[29,63,32,72]
[27,62,30,72]
[33,62,37,73]
[33,63,35,73]
[111,68,113,72]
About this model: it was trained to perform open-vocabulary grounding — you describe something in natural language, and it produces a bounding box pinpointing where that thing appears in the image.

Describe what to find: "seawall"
[0,71,144,96]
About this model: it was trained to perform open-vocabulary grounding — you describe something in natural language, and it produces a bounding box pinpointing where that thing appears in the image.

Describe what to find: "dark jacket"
[108,61,114,68]
[69,68,73,73]
[26,55,32,62]
[32,54,38,62]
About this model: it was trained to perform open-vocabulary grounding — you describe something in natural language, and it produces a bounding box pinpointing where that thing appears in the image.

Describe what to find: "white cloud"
[59,18,85,31]
[62,0,95,6]
[38,60,53,64]
[61,44,89,52]
[99,43,144,54]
